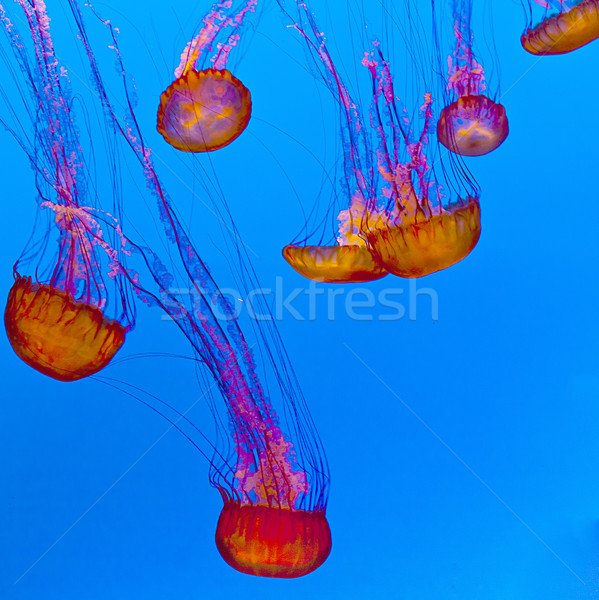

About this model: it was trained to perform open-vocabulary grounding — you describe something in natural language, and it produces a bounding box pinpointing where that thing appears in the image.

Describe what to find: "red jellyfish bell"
[210,356,331,577]
[522,0,599,55]
[436,0,509,157]
[211,399,332,578]
[216,502,331,577]
[156,1,256,152]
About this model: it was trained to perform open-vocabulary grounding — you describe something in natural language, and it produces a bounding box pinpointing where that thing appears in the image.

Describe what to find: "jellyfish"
[521,0,599,55]
[282,203,390,283]
[359,55,481,278]
[279,42,389,283]
[282,244,388,283]
[156,0,256,152]
[279,5,389,283]
[69,0,332,577]
[280,1,480,280]
[435,0,509,156]
[0,0,134,381]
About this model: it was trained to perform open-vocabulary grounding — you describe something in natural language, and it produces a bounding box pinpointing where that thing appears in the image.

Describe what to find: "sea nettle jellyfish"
[279,2,390,283]
[435,0,509,156]
[157,0,256,152]
[521,0,599,55]
[280,0,480,280]
[0,0,134,381]
[70,0,331,577]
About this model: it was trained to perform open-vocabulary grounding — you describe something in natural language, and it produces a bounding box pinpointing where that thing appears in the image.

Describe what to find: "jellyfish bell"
[271,15,384,283]
[2,200,133,382]
[209,405,332,578]
[157,0,257,152]
[521,0,599,55]
[5,275,125,382]
[437,95,509,157]
[0,1,134,381]
[366,197,481,278]
[283,194,389,283]
[215,502,332,578]
[355,69,482,279]
[157,68,252,153]
[207,384,332,578]
[283,244,388,283]
[436,0,509,156]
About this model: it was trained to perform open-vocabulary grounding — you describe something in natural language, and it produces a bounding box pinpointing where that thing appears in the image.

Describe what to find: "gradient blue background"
[1,1,599,598]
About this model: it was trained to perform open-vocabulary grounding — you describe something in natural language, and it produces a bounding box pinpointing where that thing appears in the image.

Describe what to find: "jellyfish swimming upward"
[436,0,509,157]
[521,0,599,55]
[281,1,480,281]
[0,0,134,381]
[157,0,256,152]
[68,0,332,577]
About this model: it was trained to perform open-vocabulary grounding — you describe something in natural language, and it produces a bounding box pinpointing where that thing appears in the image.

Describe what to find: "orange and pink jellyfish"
[279,1,480,281]
[359,55,481,278]
[278,1,388,283]
[71,0,332,577]
[0,0,134,381]
[521,0,599,55]
[436,0,509,156]
[157,0,256,152]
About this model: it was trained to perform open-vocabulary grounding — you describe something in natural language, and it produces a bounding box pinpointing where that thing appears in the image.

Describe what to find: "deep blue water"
[1,1,598,598]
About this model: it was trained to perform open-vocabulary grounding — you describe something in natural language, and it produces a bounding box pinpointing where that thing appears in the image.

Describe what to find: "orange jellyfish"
[156,0,256,152]
[280,7,388,283]
[282,244,388,284]
[5,240,128,383]
[280,1,480,280]
[521,0,599,55]
[356,63,480,278]
[436,0,509,157]
[1,0,133,381]
[70,0,332,577]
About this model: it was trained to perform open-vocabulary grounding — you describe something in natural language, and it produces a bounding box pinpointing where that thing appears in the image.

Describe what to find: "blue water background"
[0,1,598,598]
